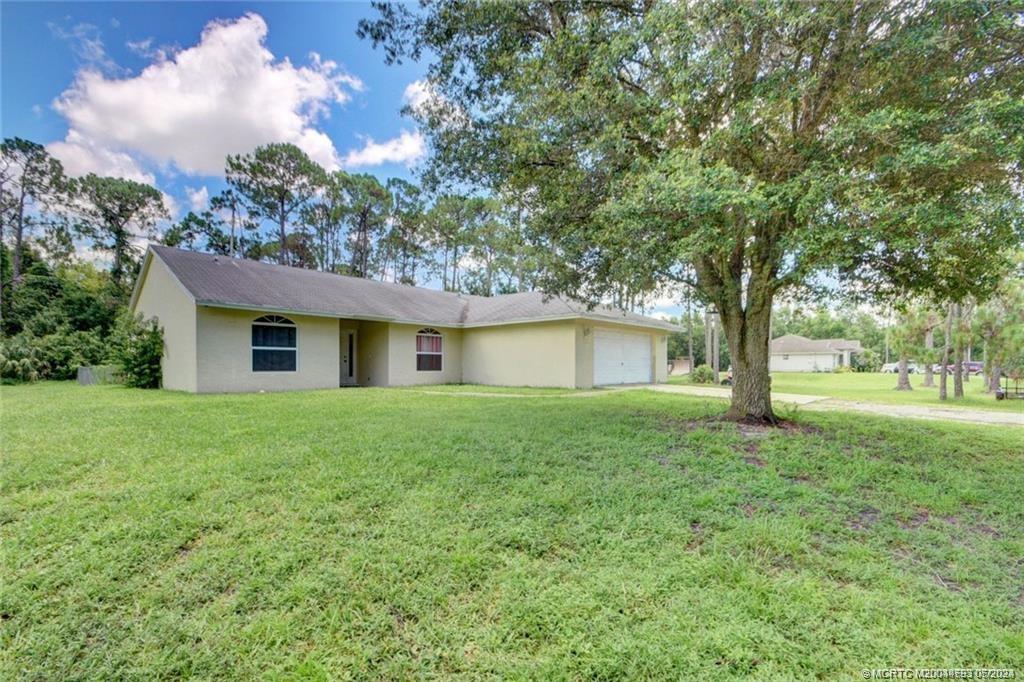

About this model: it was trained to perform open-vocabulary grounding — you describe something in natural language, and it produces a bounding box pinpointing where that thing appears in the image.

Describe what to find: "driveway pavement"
[643,384,1024,427]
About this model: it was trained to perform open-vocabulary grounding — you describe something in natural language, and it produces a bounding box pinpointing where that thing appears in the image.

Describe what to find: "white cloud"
[126,37,177,62]
[51,13,362,177]
[185,186,209,212]
[48,20,125,76]
[47,129,155,184]
[343,130,425,168]
[403,79,434,113]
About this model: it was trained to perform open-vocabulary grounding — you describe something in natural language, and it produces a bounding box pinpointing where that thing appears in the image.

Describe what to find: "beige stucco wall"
[131,256,197,392]
[356,320,390,387]
[770,352,842,372]
[463,321,577,388]
[194,307,339,393]
[386,323,463,385]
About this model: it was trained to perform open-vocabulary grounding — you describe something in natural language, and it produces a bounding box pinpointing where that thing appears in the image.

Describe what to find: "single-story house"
[129,246,677,393]
[769,334,862,372]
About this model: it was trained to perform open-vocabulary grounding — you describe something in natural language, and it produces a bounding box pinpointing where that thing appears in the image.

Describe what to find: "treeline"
[169,143,546,296]
[0,137,548,382]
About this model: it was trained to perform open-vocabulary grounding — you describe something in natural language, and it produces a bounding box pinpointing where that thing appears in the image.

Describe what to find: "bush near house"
[690,364,715,384]
[108,312,163,388]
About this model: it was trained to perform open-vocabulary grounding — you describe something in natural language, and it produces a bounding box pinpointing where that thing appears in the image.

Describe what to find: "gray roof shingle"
[140,245,679,332]
[770,334,862,353]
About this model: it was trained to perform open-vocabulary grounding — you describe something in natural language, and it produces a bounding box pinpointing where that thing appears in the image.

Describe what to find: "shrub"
[110,313,163,388]
[690,364,715,384]
[833,365,853,373]
[0,327,107,382]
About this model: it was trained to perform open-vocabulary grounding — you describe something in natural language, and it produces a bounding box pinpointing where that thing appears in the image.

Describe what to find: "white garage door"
[594,329,652,385]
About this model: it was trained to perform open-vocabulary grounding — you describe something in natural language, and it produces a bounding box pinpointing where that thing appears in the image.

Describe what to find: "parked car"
[939,361,984,375]
[881,362,918,374]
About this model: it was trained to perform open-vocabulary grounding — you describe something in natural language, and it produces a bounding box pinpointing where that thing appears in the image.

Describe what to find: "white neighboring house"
[769,334,862,372]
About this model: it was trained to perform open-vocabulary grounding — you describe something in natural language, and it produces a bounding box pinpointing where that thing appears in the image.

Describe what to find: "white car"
[881,362,918,374]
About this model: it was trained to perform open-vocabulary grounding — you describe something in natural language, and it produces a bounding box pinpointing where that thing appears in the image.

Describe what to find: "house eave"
[194,301,677,333]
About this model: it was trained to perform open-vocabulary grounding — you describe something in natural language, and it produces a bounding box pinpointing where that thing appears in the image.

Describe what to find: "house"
[769,334,862,372]
[129,246,676,393]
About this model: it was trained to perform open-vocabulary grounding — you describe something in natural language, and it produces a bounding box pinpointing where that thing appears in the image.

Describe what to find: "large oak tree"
[360,0,1024,421]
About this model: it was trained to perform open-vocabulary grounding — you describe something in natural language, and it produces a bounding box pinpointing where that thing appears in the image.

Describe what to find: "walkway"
[644,384,1024,427]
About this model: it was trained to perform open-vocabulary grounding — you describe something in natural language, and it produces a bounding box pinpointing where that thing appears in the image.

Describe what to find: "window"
[416,328,442,371]
[252,315,296,372]
[782,354,789,360]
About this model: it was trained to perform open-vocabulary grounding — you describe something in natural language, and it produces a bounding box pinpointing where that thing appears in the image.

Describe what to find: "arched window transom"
[416,328,442,372]
[252,315,297,372]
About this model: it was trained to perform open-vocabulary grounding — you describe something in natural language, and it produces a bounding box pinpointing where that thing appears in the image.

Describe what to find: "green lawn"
[3,383,1023,678]
[395,383,579,395]
[670,371,1024,412]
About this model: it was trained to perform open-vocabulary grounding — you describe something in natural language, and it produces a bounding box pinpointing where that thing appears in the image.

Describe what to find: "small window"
[782,354,789,360]
[252,315,296,372]
[416,328,442,372]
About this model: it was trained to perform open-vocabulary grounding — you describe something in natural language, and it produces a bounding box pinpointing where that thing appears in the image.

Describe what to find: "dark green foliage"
[1,246,120,382]
[109,312,163,388]
[0,328,107,382]
[690,364,714,384]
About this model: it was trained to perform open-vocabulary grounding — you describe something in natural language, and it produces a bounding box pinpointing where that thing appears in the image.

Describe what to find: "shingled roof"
[770,334,862,354]
[135,246,679,332]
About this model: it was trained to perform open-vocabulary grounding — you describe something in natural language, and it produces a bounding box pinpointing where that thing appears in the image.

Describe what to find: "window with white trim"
[252,315,297,372]
[416,328,442,371]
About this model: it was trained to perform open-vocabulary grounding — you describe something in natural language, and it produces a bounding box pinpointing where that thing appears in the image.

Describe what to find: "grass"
[395,383,579,395]
[3,382,1023,678]
[669,371,1024,412]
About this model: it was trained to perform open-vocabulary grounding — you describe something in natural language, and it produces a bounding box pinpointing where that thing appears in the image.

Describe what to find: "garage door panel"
[594,329,651,385]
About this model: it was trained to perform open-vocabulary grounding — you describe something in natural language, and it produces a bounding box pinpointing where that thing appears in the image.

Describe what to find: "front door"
[340,327,357,386]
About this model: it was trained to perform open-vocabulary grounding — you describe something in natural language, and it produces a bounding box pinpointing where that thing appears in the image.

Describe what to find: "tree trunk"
[12,190,27,287]
[922,328,934,387]
[686,292,694,373]
[939,303,952,401]
[711,314,720,384]
[278,199,287,265]
[988,363,1001,393]
[720,298,774,422]
[896,355,912,390]
[952,303,964,399]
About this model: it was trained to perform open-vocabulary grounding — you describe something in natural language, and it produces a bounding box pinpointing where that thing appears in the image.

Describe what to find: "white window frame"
[415,328,443,372]
[252,315,298,373]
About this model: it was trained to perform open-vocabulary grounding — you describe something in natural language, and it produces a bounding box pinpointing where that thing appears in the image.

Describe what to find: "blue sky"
[1,1,428,214]
[0,1,688,317]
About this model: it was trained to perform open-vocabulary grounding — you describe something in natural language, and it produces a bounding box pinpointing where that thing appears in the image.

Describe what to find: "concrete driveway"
[644,384,1024,427]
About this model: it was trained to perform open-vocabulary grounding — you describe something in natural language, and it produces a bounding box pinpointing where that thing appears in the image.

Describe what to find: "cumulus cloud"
[185,186,209,211]
[47,129,155,184]
[50,13,362,178]
[343,130,425,168]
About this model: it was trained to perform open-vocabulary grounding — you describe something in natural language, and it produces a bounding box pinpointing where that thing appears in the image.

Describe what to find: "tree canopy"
[360,0,1024,420]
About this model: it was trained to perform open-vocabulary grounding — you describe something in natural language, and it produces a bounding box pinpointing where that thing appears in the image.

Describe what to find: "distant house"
[769,334,862,372]
[129,246,677,393]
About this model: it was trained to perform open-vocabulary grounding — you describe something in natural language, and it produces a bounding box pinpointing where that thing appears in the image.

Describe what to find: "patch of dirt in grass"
[934,574,963,592]
[848,506,881,531]
[743,455,766,467]
[175,535,203,558]
[781,472,813,484]
[900,509,930,530]
[686,520,705,550]
[973,523,1002,539]
[651,454,688,475]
